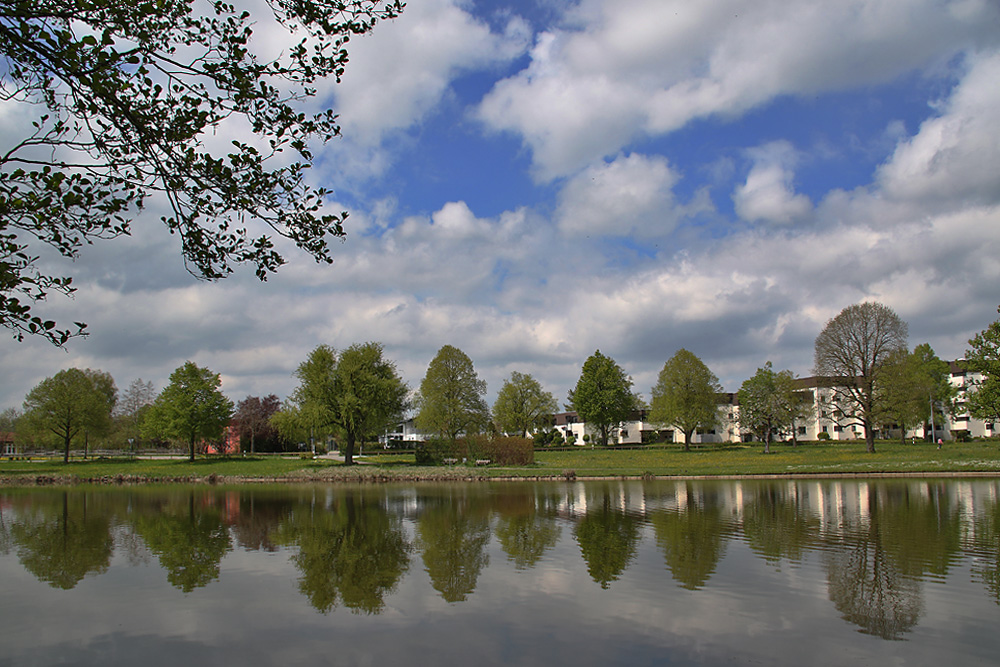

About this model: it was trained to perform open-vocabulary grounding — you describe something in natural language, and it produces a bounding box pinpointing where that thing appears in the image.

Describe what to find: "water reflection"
[274,488,411,614]
[2,478,1000,661]
[649,482,732,590]
[417,486,491,602]
[574,486,641,589]
[10,491,113,589]
[131,490,232,592]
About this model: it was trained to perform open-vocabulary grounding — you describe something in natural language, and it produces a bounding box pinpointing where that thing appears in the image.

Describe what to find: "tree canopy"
[649,349,722,451]
[492,371,558,438]
[737,362,806,453]
[291,342,409,464]
[22,366,118,461]
[965,306,1000,423]
[1,0,404,344]
[144,361,233,461]
[880,344,953,442]
[814,301,908,453]
[415,345,488,443]
[567,350,637,447]
[234,394,281,453]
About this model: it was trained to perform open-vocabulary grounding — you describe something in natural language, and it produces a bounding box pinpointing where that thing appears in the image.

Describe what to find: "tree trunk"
[344,431,355,466]
[189,436,196,462]
[683,429,692,452]
[865,423,876,453]
[63,432,71,463]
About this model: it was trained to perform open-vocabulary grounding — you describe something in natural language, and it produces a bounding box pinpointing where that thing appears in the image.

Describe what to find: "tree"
[567,350,638,447]
[22,367,117,461]
[649,349,722,451]
[965,306,1000,423]
[1,0,405,345]
[881,344,954,442]
[737,362,802,454]
[115,378,157,450]
[292,342,409,465]
[415,345,489,443]
[234,394,281,454]
[144,361,233,461]
[492,371,558,438]
[814,302,908,453]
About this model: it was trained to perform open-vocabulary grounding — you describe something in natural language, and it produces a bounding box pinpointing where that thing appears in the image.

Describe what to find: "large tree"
[965,306,1000,424]
[738,362,802,454]
[1,0,404,345]
[650,349,722,451]
[492,371,558,438]
[814,301,908,453]
[22,367,117,461]
[144,361,233,461]
[292,342,409,465]
[567,350,638,447]
[881,344,954,443]
[415,345,489,444]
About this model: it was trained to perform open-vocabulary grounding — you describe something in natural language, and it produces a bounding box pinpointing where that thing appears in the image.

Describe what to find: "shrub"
[415,438,455,465]
[817,432,831,441]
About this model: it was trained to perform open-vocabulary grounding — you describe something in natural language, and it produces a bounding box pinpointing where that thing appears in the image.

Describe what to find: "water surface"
[1,479,998,666]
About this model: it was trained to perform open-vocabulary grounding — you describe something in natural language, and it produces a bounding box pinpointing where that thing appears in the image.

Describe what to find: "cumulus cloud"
[556,153,689,237]
[331,0,530,144]
[733,142,812,225]
[877,49,1000,208]
[478,0,1000,180]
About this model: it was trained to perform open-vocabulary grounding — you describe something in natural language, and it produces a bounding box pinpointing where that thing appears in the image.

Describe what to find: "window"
[797,426,806,436]
[822,425,828,433]
[834,425,842,432]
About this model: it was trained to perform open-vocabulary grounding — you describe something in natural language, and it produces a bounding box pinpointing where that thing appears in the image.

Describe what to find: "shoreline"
[4,468,1000,488]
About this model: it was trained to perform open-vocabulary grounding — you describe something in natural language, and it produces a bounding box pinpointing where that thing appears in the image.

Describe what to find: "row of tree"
[7,303,1000,460]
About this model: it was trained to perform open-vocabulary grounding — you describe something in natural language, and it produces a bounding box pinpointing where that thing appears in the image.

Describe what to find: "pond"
[1,478,998,666]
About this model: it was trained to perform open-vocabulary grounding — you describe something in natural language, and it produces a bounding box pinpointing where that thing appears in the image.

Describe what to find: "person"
[937,437,943,450]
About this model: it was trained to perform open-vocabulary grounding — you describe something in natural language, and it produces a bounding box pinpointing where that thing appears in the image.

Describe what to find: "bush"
[817,432,831,441]
[415,438,454,465]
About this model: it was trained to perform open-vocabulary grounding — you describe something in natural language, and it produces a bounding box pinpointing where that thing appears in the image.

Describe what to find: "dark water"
[1,479,998,666]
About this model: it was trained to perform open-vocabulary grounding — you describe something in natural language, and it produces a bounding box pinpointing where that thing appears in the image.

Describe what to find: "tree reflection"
[417,490,490,602]
[742,483,818,567]
[970,498,1000,605]
[275,490,411,614]
[231,491,296,552]
[823,487,923,640]
[574,488,640,589]
[494,488,561,570]
[650,483,729,590]
[10,491,113,589]
[131,490,232,593]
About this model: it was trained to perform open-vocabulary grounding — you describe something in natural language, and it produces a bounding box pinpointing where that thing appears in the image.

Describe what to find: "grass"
[2,440,999,486]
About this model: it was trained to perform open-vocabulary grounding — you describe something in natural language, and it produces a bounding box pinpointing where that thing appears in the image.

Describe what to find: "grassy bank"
[2,440,998,486]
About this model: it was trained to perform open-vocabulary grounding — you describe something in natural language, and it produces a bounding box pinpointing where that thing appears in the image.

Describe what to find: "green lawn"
[2,440,999,485]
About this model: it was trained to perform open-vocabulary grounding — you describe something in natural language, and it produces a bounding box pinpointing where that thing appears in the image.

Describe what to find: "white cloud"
[877,49,1000,207]
[556,154,691,237]
[733,142,812,225]
[331,0,530,144]
[478,0,1000,180]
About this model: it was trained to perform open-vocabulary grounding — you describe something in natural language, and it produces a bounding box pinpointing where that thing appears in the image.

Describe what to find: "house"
[1,431,19,456]
[550,360,995,445]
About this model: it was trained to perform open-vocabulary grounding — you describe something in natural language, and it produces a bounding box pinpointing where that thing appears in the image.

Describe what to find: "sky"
[3,0,1000,412]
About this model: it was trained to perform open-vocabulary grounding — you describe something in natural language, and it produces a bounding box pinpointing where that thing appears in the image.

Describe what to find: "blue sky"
[3,0,1000,412]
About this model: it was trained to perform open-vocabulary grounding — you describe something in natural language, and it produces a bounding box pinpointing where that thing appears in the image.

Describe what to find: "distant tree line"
[6,303,1000,460]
